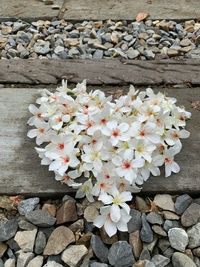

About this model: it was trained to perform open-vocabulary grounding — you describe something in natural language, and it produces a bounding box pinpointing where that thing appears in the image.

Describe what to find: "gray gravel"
[0,194,200,267]
[0,19,200,60]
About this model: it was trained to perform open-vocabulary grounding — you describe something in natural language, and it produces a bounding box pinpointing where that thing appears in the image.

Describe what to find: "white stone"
[154,194,175,212]
[168,228,188,252]
[17,251,34,267]
[27,256,43,267]
[14,229,37,252]
[4,259,15,267]
[43,261,64,267]
[62,245,88,267]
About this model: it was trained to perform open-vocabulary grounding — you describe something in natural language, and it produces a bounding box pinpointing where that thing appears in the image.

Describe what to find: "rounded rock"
[172,252,196,267]
[168,228,188,252]
[44,226,75,255]
[108,241,135,267]
[0,219,18,242]
[187,222,200,248]
[61,245,88,267]
[25,210,56,227]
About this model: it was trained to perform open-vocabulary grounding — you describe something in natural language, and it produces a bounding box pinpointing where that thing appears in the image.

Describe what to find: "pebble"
[128,209,142,233]
[90,263,109,267]
[152,225,167,237]
[34,231,46,254]
[140,214,153,243]
[61,245,88,267]
[26,256,43,267]
[181,203,200,227]
[90,235,109,263]
[4,259,15,267]
[1,18,200,60]
[100,227,118,245]
[43,261,64,267]
[154,194,175,212]
[0,219,18,242]
[143,50,155,59]
[25,210,56,227]
[14,229,37,252]
[18,220,37,231]
[167,48,179,57]
[0,241,7,257]
[18,198,40,215]
[108,241,135,267]
[126,48,140,59]
[151,255,170,267]
[135,197,149,213]
[168,228,188,252]
[17,251,35,267]
[172,252,196,267]
[84,202,101,223]
[34,40,50,55]
[180,38,192,47]
[44,226,75,255]
[129,230,143,259]
[187,222,200,248]
[163,220,180,232]
[146,212,163,225]
[93,49,104,59]
[162,211,179,220]
[56,196,78,224]
[69,219,84,233]
[174,194,193,215]
[140,248,151,261]
[42,204,57,217]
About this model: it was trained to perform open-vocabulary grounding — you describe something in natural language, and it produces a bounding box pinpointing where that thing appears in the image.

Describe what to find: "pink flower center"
[56,116,62,123]
[172,132,179,139]
[100,118,107,125]
[91,138,97,145]
[100,182,106,189]
[62,156,70,164]
[86,120,94,128]
[39,128,44,134]
[112,129,120,137]
[139,130,146,137]
[122,160,132,169]
[105,174,110,179]
[164,157,172,164]
[58,143,64,150]
[37,112,42,118]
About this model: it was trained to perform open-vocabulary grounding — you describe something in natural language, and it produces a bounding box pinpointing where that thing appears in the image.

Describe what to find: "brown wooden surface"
[1,59,200,86]
[1,0,200,21]
[0,86,199,196]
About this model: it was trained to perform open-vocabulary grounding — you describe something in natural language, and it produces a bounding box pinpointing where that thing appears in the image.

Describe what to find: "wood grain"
[1,0,200,21]
[1,59,200,86]
[0,87,199,196]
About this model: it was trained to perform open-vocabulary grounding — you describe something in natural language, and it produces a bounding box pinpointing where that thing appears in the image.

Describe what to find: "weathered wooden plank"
[0,0,62,22]
[1,59,200,86]
[0,87,199,196]
[0,0,200,21]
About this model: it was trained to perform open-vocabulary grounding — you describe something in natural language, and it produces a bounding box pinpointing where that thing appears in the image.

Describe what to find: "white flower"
[49,113,70,130]
[81,144,109,174]
[162,147,181,177]
[75,179,94,202]
[165,129,190,146]
[98,188,132,221]
[103,121,130,146]
[28,80,191,237]
[93,206,131,237]
[27,121,51,145]
[113,150,144,183]
[49,144,80,176]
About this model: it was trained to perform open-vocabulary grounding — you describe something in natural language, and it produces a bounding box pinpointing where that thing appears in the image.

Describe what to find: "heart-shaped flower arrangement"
[27,80,191,236]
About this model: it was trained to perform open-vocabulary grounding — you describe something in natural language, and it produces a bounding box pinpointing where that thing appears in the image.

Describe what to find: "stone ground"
[0,19,200,60]
[1,194,200,267]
